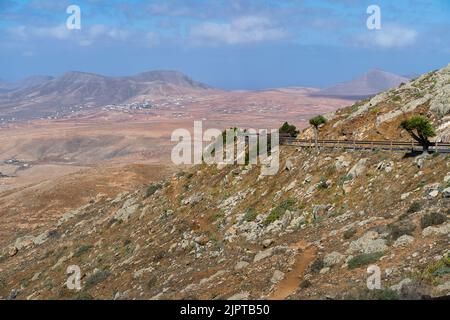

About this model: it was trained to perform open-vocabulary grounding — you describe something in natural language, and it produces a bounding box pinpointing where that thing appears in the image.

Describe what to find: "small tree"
[399,116,436,154]
[279,122,299,137]
[309,115,327,152]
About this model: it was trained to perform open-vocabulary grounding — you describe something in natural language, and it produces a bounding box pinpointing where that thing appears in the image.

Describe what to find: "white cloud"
[356,25,418,48]
[7,24,130,46]
[190,16,287,45]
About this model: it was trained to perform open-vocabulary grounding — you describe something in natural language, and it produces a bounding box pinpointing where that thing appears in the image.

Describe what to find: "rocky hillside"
[0,65,449,300]
[305,63,450,141]
[0,145,449,300]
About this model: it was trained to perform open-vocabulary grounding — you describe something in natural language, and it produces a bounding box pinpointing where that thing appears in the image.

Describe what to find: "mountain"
[0,70,213,120]
[0,76,54,94]
[0,64,449,300]
[305,63,450,141]
[313,69,410,99]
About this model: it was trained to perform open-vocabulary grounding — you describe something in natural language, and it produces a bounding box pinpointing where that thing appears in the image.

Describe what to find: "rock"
[444,173,450,183]
[342,182,352,194]
[283,180,296,192]
[319,267,330,274]
[324,251,344,267]
[182,193,203,205]
[414,154,431,169]
[253,248,274,262]
[227,292,249,300]
[390,278,413,292]
[347,231,388,254]
[429,190,439,198]
[194,235,209,246]
[303,174,312,184]
[347,158,368,179]
[436,280,450,293]
[114,198,140,222]
[8,246,18,257]
[393,235,415,247]
[401,192,411,200]
[422,222,450,237]
[14,236,35,251]
[33,231,50,246]
[234,261,249,271]
[262,239,274,248]
[335,156,351,170]
[285,160,294,171]
[271,270,285,284]
[312,204,332,220]
[442,187,450,198]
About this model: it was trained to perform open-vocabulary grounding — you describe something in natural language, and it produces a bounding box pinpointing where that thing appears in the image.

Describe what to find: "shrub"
[71,291,94,300]
[406,202,422,214]
[85,269,110,289]
[279,122,299,138]
[263,198,296,226]
[74,244,93,258]
[348,252,384,269]
[243,208,258,222]
[145,182,163,197]
[343,227,357,240]
[420,212,446,229]
[310,258,324,273]
[387,220,416,240]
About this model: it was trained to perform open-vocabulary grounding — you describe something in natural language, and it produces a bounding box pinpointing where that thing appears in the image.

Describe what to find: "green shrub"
[348,252,384,269]
[420,212,446,229]
[85,269,110,289]
[406,202,421,214]
[387,220,416,240]
[71,291,94,300]
[310,258,324,273]
[343,227,357,240]
[145,183,163,197]
[243,208,258,222]
[263,198,296,226]
[74,244,93,258]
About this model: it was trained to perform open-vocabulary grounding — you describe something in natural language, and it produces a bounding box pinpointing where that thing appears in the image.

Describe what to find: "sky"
[0,0,449,89]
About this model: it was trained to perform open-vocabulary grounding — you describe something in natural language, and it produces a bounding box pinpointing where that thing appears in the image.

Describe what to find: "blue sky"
[1,0,449,89]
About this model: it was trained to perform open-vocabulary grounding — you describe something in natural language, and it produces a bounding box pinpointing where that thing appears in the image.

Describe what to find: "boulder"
[347,231,388,254]
[324,251,344,267]
[393,235,415,247]
[347,158,368,179]
[271,270,285,284]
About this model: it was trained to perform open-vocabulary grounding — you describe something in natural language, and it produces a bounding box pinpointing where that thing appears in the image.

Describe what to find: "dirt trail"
[268,241,317,300]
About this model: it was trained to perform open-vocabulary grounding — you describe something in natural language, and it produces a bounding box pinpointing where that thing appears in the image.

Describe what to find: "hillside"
[305,64,450,141]
[0,71,213,121]
[313,70,410,99]
[0,65,449,300]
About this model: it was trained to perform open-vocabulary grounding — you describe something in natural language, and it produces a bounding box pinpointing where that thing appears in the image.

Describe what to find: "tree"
[309,115,327,152]
[279,122,299,138]
[399,116,436,153]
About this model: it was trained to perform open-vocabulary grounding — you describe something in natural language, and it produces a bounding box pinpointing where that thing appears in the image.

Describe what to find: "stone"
[182,193,203,205]
[393,235,415,247]
[442,187,450,198]
[262,239,274,248]
[390,278,413,292]
[319,267,330,274]
[429,190,439,198]
[14,236,35,251]
[234,261,249,271]
[335,156,351,170]
[283,180,296,192]
[114,198,140,222]
[285,160,294,171]
[253,248,274,262]
[324,251,344,267]
[422,222,450,237]
[347,231,388,254]
[401,192,411,200]
[271,270,285,284]
[33,231,50,246]
[8,246,18,257]
[227,292,250,300]
[347,158,368,179]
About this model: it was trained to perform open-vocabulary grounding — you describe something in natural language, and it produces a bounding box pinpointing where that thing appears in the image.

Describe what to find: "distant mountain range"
[0,70,213,120]
[312,69,410,99]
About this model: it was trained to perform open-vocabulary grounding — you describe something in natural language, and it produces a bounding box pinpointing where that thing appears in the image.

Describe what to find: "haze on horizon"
[1,0,450,90]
